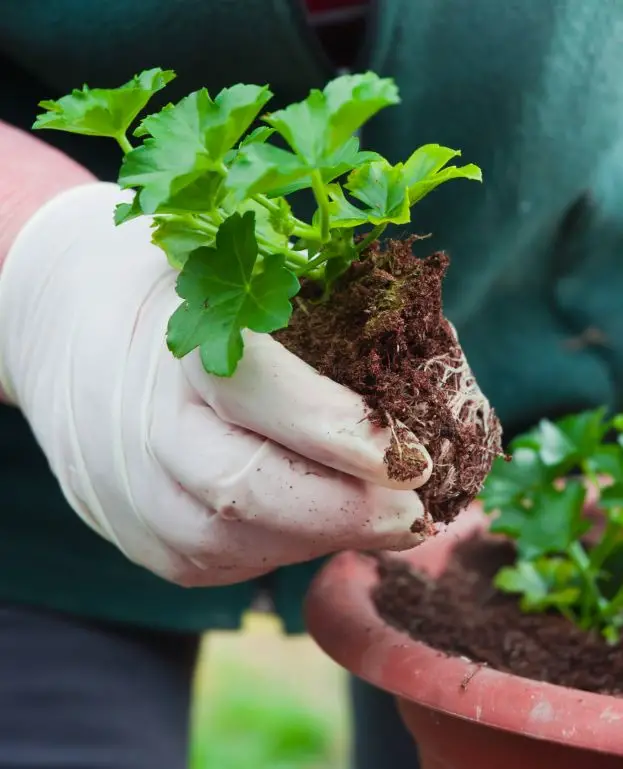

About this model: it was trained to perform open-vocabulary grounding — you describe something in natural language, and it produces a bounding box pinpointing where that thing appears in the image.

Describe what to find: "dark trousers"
[350,677,422,768]
[0,603,419,768]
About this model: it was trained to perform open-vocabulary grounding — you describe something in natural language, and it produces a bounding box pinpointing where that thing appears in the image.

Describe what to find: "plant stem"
[580,462,623,575]
[116,134,133,155]
[295,252,329,276]
[282,250,309,268]
[311,171,331,242]
[291,223,321,240]
[253,234,307,268]
[246,232,308,268]
[588,516,622,572]
[357,223,387,253]
[581,461,602,493]
[192,217,219,236]
[568,541,609,627]
[603,584,623,622]
[193,212,307,270]
[252,194,280,214]
[251,195,318,240]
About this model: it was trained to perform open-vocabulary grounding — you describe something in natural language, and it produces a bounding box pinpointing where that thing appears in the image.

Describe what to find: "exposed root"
[415,326,502,514]
[385,411,403,460]
[275,239,504,525]
[423,341,492,429]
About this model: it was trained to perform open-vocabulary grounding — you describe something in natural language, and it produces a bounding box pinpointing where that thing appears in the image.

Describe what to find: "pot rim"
[305,512,623,755]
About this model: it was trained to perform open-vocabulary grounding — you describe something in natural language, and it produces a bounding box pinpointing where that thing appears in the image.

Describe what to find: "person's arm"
[0,121,94,271]
[0,121,94,402]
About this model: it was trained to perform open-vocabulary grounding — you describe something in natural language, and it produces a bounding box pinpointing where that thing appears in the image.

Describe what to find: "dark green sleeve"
[0,0,332,177]
[3,0,623,428]
[359,0,623,429]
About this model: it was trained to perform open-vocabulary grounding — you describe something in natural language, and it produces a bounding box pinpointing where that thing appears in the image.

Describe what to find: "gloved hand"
[0,182,432,586]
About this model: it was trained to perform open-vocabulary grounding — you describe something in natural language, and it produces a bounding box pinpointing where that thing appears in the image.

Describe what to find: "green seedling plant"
[480,407,623,644]
[33,67,481,377]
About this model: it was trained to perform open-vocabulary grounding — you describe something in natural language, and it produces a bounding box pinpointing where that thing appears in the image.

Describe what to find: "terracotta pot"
[305,510,623,769]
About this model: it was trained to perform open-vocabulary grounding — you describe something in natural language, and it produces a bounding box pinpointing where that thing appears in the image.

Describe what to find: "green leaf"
[488,502,531,539]
[33,68,176,139]
[326,184,370,227]
[136,83,272,156]
[508,409,611,478]
[402,144,463,184]
[224,125,276,164]
[114,195,143,225]
[556,407,610,458]
[238,125,275,148]
[480,447,546,512]
[586,444,623,483]
[403,144,482,205]
[328,160,410,228]
[236,199,290,248]
[495,558,581,613]
[151,217,215,269]
[161,174,227,214]
[205,83,273,157]
[264,72,399,166]
[226,143,309,201]
[119,90,220,212]
[344,160,411,225]
[530,419,578,467]
[167,211,299,375]
[323,72,400,149]
[600,483,623,511]
[120,85,272,213]
[264,137,382,198]
[326,137,383,178]
[515,481,588,559]
[482,452,590,558]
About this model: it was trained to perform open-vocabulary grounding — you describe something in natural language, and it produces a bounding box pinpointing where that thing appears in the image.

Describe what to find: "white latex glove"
[0,182,432,586]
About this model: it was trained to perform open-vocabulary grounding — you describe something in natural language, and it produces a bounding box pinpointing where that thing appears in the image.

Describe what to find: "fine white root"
[411,324,502,515]
[434,441,457,499]
[422,348,492,436]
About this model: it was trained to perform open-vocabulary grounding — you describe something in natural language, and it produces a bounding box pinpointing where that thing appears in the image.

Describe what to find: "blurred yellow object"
[240,610,284,634]
[191,612,349,768]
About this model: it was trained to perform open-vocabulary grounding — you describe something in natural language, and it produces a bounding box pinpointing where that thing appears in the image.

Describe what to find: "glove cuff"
[0,181,124,404]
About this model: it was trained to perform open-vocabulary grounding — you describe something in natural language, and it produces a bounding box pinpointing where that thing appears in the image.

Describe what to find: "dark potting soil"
[276,238,503,524]
[373,534,623,696]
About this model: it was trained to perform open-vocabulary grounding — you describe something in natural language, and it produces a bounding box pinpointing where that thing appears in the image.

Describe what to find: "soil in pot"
[373,533,623,695]
[276,238,504,526]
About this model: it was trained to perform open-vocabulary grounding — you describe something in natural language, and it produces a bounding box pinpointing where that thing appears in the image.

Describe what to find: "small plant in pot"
[306,408,623,769]
[38,69,623,768]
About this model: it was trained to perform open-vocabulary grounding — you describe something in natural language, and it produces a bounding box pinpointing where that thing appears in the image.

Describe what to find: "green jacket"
[1,0,622,632]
